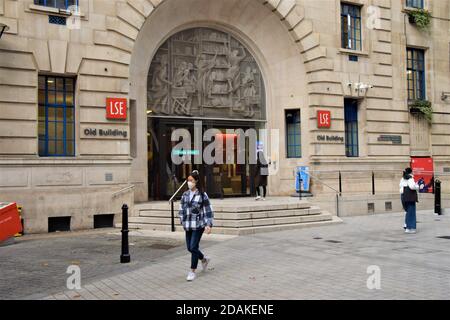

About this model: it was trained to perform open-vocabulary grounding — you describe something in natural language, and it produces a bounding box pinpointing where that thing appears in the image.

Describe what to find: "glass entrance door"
[148,118,257,200]
[204,127,251,198]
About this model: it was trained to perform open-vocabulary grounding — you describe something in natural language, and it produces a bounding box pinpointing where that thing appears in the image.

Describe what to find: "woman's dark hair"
[189,170,204,195]
[403,167,413,179]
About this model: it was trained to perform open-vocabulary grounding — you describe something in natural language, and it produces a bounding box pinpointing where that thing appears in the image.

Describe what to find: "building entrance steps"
[116,197,342,236]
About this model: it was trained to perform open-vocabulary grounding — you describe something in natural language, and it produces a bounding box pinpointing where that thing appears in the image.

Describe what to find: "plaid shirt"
[178,190,214,231]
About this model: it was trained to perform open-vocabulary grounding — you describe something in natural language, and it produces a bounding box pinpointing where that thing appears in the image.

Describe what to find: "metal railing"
[300,169,446,216]
[303,169,447,196]
[112,185,135,199]
[168,178,188,232]
[301,171,342,217]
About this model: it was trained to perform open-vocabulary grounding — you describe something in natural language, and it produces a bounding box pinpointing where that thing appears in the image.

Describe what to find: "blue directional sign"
[295,166,310,192]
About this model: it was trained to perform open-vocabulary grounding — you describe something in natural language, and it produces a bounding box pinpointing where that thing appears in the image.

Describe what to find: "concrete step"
[230,216,342,236]
[119,215,342,235]
[134,199,312,213]
[129,211,330,228]
[126,212,334,229]
[137,207,322,219]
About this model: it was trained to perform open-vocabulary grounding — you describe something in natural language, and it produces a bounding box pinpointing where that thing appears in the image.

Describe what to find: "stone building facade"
[0,0,449,233]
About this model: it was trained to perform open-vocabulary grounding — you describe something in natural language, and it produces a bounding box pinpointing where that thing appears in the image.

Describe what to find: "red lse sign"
[106,98,127,120]
[317,110,331,128]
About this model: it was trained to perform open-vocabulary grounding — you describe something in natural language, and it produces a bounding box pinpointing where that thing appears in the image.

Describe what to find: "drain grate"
[325,240,343,244]
[384,239,405,243]
[437,236,450,240]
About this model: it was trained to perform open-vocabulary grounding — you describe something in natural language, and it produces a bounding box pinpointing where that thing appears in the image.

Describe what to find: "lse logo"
[317,110,331,128]
[106,98,127,120]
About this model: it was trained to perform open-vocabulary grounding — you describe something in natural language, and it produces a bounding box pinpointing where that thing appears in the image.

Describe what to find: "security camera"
[441,92,450,101]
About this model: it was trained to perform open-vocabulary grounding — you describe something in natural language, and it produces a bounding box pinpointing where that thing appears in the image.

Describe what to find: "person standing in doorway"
[399,167,420,234]
[254,151,269,201]
[178,170,214,281]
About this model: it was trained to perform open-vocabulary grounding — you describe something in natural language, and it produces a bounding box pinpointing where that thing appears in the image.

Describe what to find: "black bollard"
[120,204,131,263]
[372,171,376,195]
[435,179,442,216]
[171,200,175,232]
[339,171,342,196]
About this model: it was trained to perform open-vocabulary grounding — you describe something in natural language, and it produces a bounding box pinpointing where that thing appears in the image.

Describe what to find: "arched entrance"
[147,27,267,200]
[129,0,312,202]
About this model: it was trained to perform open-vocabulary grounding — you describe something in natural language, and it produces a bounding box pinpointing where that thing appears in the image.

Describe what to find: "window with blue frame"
[341,3,362,51]
[34,0,78,10]
[285,109,301,158]
[407,47,426,101]
[344,99,359,158]
[38,75,75,157]
[406,0,424,9]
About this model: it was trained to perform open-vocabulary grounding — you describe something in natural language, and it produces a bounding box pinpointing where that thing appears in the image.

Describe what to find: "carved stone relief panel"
[147,27,266,120]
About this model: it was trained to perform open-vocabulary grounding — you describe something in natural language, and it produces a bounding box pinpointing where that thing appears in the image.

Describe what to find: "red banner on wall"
[0,202,22,242]
[411,157,434,193]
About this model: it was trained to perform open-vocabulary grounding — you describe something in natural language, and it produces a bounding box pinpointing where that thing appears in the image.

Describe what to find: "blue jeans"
[185,228,205,270]
[405,201,417,230]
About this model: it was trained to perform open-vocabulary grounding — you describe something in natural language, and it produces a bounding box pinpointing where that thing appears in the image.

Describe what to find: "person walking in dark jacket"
[254,151,269,201]
[178,170,214,281]
[399,167,419,234]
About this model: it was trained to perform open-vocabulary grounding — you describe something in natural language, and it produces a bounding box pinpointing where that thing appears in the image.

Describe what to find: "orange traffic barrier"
[0,203,23,242]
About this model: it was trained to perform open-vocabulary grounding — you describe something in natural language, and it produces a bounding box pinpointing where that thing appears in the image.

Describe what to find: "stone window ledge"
[403,7,430,13]
[0,158,132,166]
[28,4,86,19]
[338,48,369,57]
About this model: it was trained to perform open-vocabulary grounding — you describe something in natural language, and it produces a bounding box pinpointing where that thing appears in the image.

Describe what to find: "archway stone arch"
[117,0,339,200]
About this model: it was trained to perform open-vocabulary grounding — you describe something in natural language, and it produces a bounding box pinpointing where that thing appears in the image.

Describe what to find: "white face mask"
[188,181,196,190]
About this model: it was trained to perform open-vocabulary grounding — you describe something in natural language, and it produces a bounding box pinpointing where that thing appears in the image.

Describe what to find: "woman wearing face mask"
[178,170,214,281]
[399,167,420,234]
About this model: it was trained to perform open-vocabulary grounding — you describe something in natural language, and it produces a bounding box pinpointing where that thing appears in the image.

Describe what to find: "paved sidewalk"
[38,210,450,300]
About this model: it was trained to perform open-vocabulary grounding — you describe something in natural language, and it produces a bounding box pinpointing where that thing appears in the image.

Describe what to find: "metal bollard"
[339,171,342,196]
[171,200,175,232]
[372,172,376,195]
[435,179,442,216]
[120,204,131,263]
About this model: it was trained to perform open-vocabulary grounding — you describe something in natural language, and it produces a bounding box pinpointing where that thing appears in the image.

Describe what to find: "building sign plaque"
[377,135,402,144]
[317,135,344,143]
[83,128,128,139]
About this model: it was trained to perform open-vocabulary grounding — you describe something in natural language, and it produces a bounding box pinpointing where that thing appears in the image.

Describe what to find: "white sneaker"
[255,196,261,201]
[201,257,210,272]
[186,271,196,281]
[405,229,417,234]
[262,198,266,201]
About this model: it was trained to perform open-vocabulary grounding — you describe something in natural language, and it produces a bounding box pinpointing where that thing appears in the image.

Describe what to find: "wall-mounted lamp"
[0,23,9,39]
[441,92,450,101]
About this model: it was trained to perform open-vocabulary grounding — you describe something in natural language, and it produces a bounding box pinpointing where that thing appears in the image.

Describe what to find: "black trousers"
[256,185,267,197]
[185,228,205,270]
